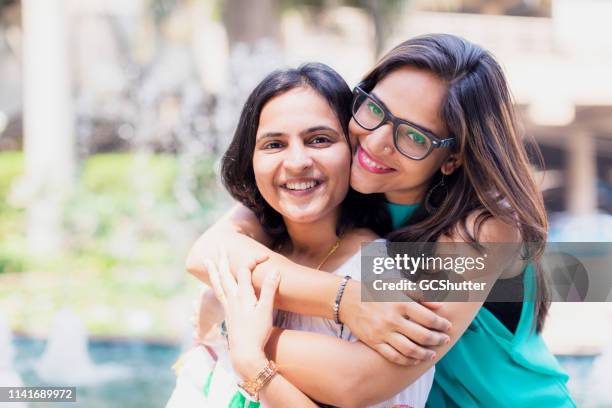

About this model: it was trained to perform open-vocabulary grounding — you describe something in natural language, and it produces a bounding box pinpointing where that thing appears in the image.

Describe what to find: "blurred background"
[0,0,611,406]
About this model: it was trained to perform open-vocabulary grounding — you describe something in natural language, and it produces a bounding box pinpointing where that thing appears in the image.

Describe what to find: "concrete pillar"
[22,0,74,255]
[566,130,597,215]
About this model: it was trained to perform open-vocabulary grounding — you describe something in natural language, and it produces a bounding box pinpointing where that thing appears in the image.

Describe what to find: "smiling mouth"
[280,179,322,194]
[356,146,395,174]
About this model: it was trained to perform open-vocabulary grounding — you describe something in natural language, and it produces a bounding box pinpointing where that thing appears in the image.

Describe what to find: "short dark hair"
[221,63,390,245]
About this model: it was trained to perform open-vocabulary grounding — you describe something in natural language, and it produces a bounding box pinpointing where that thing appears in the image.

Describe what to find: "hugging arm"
[265,300,481,407]
[261,218,522,407]
[187,204,340,319]
[187,203,453,363]
[194,211,521,407]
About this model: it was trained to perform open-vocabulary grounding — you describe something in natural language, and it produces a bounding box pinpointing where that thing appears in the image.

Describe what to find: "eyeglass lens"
[353,92,432,159]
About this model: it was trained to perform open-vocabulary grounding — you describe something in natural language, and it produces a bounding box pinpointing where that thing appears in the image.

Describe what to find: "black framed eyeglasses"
[351,86,456,160]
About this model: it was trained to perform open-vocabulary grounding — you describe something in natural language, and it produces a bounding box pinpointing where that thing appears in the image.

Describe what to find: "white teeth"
[285,180,317,191]
[363,154,388,170]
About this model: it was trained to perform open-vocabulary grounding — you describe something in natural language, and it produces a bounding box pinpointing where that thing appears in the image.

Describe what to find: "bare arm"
[207,252,318,408]
[266,300,480,408]
[196,210,520,406]
[187,203,453,364]
[260,217,523,407]
[187,204,340,318]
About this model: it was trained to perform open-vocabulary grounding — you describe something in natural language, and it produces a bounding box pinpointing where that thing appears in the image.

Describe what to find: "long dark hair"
[360,34,549,331]
[221,63,390,246]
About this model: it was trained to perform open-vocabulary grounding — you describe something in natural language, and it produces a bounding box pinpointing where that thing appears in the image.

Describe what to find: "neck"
[385,187,426,205]
[283,211,341,267]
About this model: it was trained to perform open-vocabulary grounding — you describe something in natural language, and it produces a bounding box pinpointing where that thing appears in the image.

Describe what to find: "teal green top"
[386,202,420,230]
[385,203,576,407]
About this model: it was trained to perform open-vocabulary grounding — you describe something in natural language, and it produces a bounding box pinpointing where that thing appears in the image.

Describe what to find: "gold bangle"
[237,360,278,401]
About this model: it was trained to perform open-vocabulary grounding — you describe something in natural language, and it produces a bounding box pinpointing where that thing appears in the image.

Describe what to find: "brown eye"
[309,136,332,145]
[263,141,283,149]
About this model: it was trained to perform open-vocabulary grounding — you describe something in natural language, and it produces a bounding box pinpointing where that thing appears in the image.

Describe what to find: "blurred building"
[1,0,611,217]
[388,0,612,218]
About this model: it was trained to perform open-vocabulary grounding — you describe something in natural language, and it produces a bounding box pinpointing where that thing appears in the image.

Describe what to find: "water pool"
[11,337,600,407]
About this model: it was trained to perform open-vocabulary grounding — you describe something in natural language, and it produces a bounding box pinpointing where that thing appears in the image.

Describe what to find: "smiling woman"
[221,64,390,247]
[349,67,460,204]
[252,86,350,226]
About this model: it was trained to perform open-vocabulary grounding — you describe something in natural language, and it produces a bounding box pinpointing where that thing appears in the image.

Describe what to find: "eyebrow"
[257,132,285,140]
[300,125,338,136]
[256,126,339,141]
[370,91,438,137]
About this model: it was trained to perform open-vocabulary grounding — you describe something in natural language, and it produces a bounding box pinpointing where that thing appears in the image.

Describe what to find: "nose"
[362,123,394,155]
[284,142,313,173]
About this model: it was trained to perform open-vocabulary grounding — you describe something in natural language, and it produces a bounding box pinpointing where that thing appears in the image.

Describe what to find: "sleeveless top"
[426,264,575,407]
[385,202,575,407]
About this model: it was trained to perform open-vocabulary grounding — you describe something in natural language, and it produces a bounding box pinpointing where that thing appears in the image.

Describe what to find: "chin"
[285,212,321,224]
[350,168,380,194]
[350,178,380,195]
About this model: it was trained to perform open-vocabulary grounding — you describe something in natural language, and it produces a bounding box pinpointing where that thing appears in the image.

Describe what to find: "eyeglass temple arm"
[438,138,456,148]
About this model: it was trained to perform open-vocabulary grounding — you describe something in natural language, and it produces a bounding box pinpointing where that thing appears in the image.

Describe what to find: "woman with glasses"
[187,34,575,407]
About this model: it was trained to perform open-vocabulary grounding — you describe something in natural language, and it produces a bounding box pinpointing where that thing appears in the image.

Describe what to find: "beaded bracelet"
[333,275,352,326]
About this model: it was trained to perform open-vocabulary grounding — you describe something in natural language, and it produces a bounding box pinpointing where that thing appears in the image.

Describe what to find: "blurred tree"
[361,0,405,56]
[0,0,18,13]
[222,0,279,47]
[417,0,551,17]
[279,0,406,57]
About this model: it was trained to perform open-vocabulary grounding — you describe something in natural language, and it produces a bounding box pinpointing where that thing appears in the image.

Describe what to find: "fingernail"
[430,353,437,361]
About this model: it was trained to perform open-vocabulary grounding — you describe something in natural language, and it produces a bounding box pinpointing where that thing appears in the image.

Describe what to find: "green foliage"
[82,153,178,200]
[0,151,219,337]
[0,152,25,273]
[0,151,23,198]
[0,249,27,273]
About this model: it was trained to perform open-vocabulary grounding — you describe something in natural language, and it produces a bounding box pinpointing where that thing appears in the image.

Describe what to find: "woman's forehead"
[372,67,449,137]
[259,87,342,131]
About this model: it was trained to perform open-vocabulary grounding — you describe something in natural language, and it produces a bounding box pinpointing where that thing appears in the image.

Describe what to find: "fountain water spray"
[35,308,130,386]
[585,328,612,407]
[0,314,26,408]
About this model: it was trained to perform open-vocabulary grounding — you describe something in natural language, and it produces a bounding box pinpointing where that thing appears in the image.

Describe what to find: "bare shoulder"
[443,209,521,244]
[339,228,380,256]
[441,210,524,279]
[346,228,380,243]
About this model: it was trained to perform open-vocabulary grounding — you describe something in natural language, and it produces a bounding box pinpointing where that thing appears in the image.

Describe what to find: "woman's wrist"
[337,279,360,328]
[232,350,270,380]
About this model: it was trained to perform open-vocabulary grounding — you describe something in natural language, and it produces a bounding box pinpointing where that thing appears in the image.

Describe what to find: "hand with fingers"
[340,281,453,365]
[206,252,280,379]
